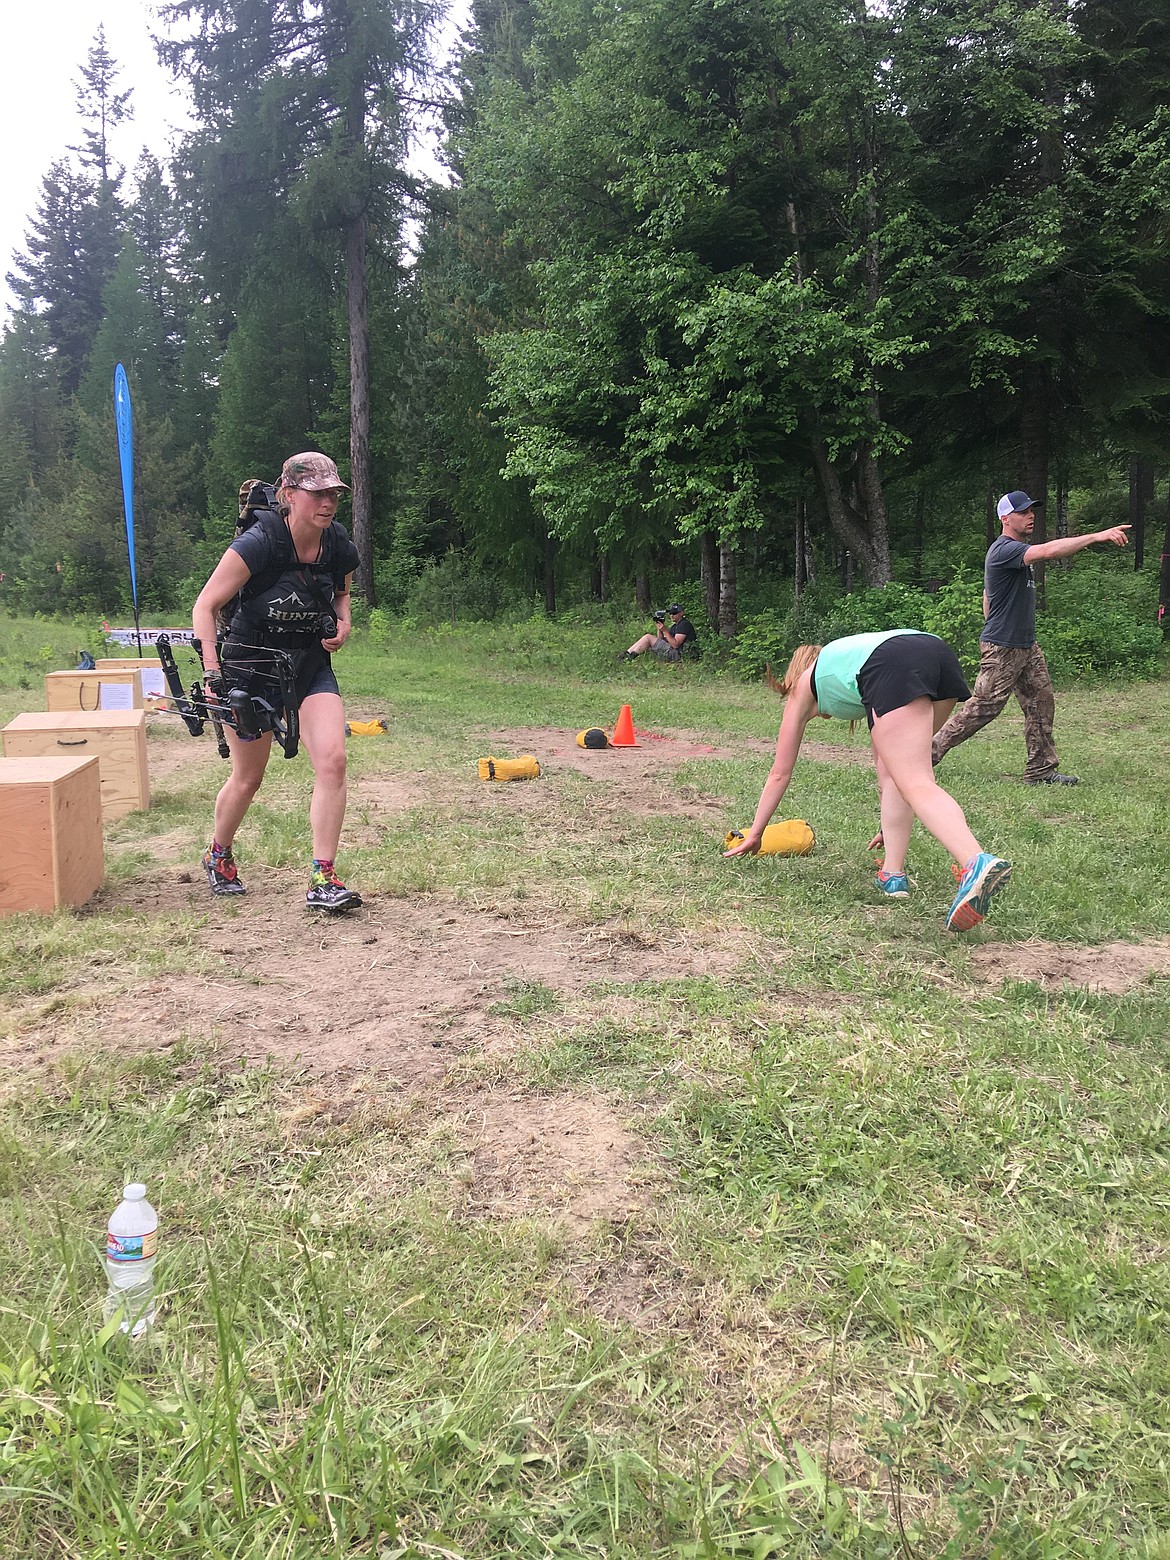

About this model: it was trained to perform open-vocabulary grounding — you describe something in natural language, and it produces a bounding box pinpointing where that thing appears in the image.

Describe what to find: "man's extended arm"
[1022,525,1130,565]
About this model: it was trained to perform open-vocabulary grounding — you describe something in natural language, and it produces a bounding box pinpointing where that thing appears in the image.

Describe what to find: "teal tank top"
[812,630,922,720]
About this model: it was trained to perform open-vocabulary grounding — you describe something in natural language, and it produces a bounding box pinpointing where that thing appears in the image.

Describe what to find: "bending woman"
[192,452,362,913]
[725,631,1011,932]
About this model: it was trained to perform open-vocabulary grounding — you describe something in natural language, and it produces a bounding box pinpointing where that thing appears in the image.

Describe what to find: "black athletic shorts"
[856,633,970,728]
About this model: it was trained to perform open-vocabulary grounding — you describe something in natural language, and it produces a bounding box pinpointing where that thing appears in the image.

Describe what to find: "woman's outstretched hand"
[723,830,763,858]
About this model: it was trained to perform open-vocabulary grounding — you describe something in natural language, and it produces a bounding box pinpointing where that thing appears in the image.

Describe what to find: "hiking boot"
[618,650,637,661]
[203,844,245,897]
[946,852,1011,932]
[875,868,910,899]
[1025,772,1079,786]
[306,869,362,913]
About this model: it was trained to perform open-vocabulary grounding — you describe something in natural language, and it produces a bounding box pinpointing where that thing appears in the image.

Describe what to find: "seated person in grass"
[724,630,1012,932]
[620,603,697,662]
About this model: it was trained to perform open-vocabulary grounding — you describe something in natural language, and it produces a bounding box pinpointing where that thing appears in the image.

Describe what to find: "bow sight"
[156,635,300,759]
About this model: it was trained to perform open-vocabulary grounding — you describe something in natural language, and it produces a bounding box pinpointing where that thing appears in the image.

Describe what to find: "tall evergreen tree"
[72,26,134,185]
[160,0,438,602]
[6,159,123,399]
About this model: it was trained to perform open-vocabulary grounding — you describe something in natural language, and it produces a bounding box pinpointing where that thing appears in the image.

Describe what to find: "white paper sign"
[99,682,135,710]
[141,669,166,698]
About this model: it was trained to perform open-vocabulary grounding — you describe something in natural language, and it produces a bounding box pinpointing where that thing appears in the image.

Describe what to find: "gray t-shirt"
[982,534,1035,647]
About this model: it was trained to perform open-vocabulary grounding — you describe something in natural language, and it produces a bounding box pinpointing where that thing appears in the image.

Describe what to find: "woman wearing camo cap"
[192,452,362,913]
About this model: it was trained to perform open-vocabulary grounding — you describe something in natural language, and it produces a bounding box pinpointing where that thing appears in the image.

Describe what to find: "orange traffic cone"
[611,703,639,747]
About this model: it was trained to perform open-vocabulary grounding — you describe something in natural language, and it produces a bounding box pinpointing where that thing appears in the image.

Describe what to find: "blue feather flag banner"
[113,363,138,614]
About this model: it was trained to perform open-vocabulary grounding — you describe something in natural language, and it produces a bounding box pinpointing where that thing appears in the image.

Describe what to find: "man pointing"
[932,491,1130,785]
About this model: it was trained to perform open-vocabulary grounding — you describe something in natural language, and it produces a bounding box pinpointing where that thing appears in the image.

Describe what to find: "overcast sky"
[3,0,464,323]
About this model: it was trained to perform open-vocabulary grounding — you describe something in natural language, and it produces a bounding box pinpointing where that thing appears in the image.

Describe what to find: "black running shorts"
[856,633,970,728]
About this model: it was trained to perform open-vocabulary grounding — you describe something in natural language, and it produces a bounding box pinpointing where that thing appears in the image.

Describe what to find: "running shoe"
[202,844,245,897]
[305,869,363,913]
[875,869,910,899]
[946,852,1011,932]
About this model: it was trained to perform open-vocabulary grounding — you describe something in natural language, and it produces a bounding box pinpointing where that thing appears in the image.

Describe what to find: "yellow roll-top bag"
[724,820,815,856]
[478,755,542,781]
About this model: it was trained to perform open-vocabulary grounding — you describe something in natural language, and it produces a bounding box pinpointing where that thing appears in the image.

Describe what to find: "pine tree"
[160,0,438,603]
[6,159,122,399]
[72,26,134,185]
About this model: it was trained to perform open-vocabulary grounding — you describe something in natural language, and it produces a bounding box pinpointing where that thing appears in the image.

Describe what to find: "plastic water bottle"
[103,1183,158,1338]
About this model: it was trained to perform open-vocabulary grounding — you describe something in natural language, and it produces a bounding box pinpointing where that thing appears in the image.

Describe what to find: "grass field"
[2,612,1170,1558]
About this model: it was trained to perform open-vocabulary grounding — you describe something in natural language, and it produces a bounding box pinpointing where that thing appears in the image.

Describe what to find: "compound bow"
[156,635,300,759]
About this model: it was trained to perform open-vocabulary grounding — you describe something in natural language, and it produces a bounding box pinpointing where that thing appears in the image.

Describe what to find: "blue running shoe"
[946,852,1011,932]
[875,869,910,899]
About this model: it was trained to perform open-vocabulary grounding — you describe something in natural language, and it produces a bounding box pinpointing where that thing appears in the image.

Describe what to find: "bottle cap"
[123,1182,147,1201]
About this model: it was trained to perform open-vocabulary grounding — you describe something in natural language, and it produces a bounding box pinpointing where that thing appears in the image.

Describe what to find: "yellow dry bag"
[478,755,542,781]
[345,718,388,736]
[724,820,815,856]
[576,728,609,749]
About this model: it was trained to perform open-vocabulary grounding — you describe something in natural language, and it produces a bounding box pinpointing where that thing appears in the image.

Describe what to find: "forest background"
[0,0,1168,683]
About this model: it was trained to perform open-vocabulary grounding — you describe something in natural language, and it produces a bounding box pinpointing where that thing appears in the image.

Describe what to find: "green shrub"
[1041,556,1164,682]
[921,575,985,674]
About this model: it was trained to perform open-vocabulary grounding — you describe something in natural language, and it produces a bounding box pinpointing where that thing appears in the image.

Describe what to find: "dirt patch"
[479,724,866,773]
[3,888,742,1081]
[969,937,1170,995]
[457,1087,649,1233]
[144,723,221,785]
[472,724,862,827]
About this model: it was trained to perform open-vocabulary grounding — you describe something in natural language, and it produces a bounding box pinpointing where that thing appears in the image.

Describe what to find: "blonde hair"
[765,644,822,697]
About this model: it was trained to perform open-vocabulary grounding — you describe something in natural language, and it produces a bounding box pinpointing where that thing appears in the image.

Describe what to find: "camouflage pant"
[931,642,1059,781]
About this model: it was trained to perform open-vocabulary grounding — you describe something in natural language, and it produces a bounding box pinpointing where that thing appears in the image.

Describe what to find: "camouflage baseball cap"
[279,452,350,492]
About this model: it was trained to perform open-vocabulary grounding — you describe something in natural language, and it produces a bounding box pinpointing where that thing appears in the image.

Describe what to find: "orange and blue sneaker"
[203,843,245,897]
[946,852,1011,932]
[875,868,910,899]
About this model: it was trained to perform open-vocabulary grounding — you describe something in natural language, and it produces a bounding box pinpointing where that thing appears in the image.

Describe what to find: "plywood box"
[95,658,167,708]
[0,756,104,915]
[45,668,144,713]
[2,710,150,821]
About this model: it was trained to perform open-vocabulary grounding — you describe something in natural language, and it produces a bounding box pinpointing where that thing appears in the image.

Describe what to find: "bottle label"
[107,1229,158,1262]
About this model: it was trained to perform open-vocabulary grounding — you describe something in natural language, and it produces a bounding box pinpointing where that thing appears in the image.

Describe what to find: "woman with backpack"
[191,452,362,912]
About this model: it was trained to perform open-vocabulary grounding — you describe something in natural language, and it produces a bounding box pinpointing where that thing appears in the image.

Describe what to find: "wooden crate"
[95,658,167,708]
[2,710,150,821]
[0,756,104,915]
[45,668,144,713]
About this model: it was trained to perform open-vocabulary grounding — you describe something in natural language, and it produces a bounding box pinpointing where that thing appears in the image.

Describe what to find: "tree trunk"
[794,493,807,602]
[718,543,737,638]
[700,530,719,626]
[986,487,997,551]
[599,551,608,603]
[346,212,374,606]
[1020,366,1051,604]
[1055,466,1068,538]
[543,530,556,616]
[1158,479,1170,635]
[809,438,892,584]
[635,573,651,614]
[1130,455,1153,571]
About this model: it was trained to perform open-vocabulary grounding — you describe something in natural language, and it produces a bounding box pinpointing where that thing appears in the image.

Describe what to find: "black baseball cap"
[667,603,684,613]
